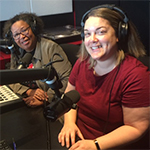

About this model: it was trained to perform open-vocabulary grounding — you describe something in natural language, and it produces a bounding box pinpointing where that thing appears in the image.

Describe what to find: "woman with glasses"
[3,13,72,108]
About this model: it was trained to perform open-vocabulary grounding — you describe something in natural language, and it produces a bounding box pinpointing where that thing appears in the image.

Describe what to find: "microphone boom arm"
[41,65,63,99]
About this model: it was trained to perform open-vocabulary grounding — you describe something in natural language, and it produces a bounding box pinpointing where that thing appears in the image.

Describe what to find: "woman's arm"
[95,106,150,149]
[64,82,77,125]
[69,106,149,150]
[58,82,84,148]
[42,40,72,102]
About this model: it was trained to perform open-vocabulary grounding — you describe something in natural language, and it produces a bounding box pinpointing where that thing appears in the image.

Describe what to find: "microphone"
[0,68,49,85]
[0,39,20,59]
[44,90,80,122]
[44,66,63,99]
[0,52,64,96]
[17,53,33,69]
[0,39,12,46]
[0,53,63,86]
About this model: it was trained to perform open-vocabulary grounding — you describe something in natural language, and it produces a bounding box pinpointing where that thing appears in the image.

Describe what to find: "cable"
[103,64,121,134]
[43,86,51,150]
[45,53,64,67]
[45,118,51,150]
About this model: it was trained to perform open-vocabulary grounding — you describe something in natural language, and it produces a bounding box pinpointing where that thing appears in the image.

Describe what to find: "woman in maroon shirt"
[58,4,150,150]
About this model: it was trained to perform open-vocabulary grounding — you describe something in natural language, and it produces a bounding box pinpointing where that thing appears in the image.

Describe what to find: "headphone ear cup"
[118,22,128,41]
[31,17,37,35]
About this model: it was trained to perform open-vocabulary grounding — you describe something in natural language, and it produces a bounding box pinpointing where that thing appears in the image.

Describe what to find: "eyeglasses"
[12,26,30,40]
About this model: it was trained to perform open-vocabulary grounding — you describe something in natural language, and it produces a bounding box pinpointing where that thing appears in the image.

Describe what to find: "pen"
[12,138,16,150]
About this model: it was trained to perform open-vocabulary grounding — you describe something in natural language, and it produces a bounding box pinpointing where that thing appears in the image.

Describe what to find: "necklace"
[93,50,124,76]
[93,63,117,76]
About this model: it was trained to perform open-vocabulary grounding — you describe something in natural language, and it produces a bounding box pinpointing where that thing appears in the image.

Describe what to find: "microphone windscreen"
[44,90,80,121]
[18,53,32,68]
[22,53,32,64]
[64,90,80,103]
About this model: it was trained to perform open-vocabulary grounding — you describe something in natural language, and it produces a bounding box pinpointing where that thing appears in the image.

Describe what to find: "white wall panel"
[0,0,72,21]
[0,0,31,21]
[31,0,72,16]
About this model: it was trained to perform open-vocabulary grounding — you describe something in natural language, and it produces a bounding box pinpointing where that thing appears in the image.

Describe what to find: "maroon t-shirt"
[69,55,149,139]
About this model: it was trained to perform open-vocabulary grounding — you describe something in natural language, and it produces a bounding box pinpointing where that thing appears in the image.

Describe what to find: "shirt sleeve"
[9,51,30,95]
[37,39,72,102]
[69,59,80,86]
[49,42,72,92]
[122,66,150,107]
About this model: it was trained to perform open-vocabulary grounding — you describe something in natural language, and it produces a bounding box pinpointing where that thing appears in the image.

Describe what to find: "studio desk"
[0,99,67,150]
[1,95,149,150]
[42,25,82,45]
[1,103,149,150]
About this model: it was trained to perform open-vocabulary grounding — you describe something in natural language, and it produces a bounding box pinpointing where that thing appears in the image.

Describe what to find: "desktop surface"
[42,25,81,44]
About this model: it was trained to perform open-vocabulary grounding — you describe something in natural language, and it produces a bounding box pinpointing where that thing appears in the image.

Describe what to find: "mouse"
[65,25,74,29]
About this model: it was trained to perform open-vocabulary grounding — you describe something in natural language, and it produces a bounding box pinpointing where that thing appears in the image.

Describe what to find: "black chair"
[60,43,80,66]
[138,55,150,70]
[61,44,150,70]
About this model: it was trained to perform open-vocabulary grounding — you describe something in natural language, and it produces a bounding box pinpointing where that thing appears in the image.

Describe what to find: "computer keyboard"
[0,139,12,150]
[0,85,20,103]
[0,85,24,114]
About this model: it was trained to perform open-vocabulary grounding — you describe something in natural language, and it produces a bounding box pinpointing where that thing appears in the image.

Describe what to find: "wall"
[0,0,73,21]
[120,1,149,56]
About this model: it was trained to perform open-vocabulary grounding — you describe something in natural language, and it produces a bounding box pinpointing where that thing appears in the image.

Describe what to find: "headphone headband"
[81,4,128,27]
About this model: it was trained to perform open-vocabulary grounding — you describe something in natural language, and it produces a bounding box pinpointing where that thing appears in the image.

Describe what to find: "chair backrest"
[138,55,150,70]
[61,44,150,71]
[60,43,80,66]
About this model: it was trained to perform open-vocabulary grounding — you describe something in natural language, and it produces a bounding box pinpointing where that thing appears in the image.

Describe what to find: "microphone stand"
[44,89,62,150]
[44,99,51,150]
[42,55,63,150]
[45,69,62,150]
[44,94,62,150]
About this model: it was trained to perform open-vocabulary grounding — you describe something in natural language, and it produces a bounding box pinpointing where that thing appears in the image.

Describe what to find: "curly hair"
[3,12,44,41]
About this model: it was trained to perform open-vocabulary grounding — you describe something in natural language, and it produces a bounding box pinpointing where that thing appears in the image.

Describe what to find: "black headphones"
[30,16,37,35]
[80,4,129,41]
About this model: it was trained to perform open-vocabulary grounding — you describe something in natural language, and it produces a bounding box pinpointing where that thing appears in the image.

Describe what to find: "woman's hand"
[23,96,44,107]
[26,88,48,101]
[69,139,97,150]
[23,88,48,107]
[58,123,84,148]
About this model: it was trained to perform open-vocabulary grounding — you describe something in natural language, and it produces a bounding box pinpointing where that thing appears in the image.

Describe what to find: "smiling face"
[84,16,119,61]
[11,20,37,52]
